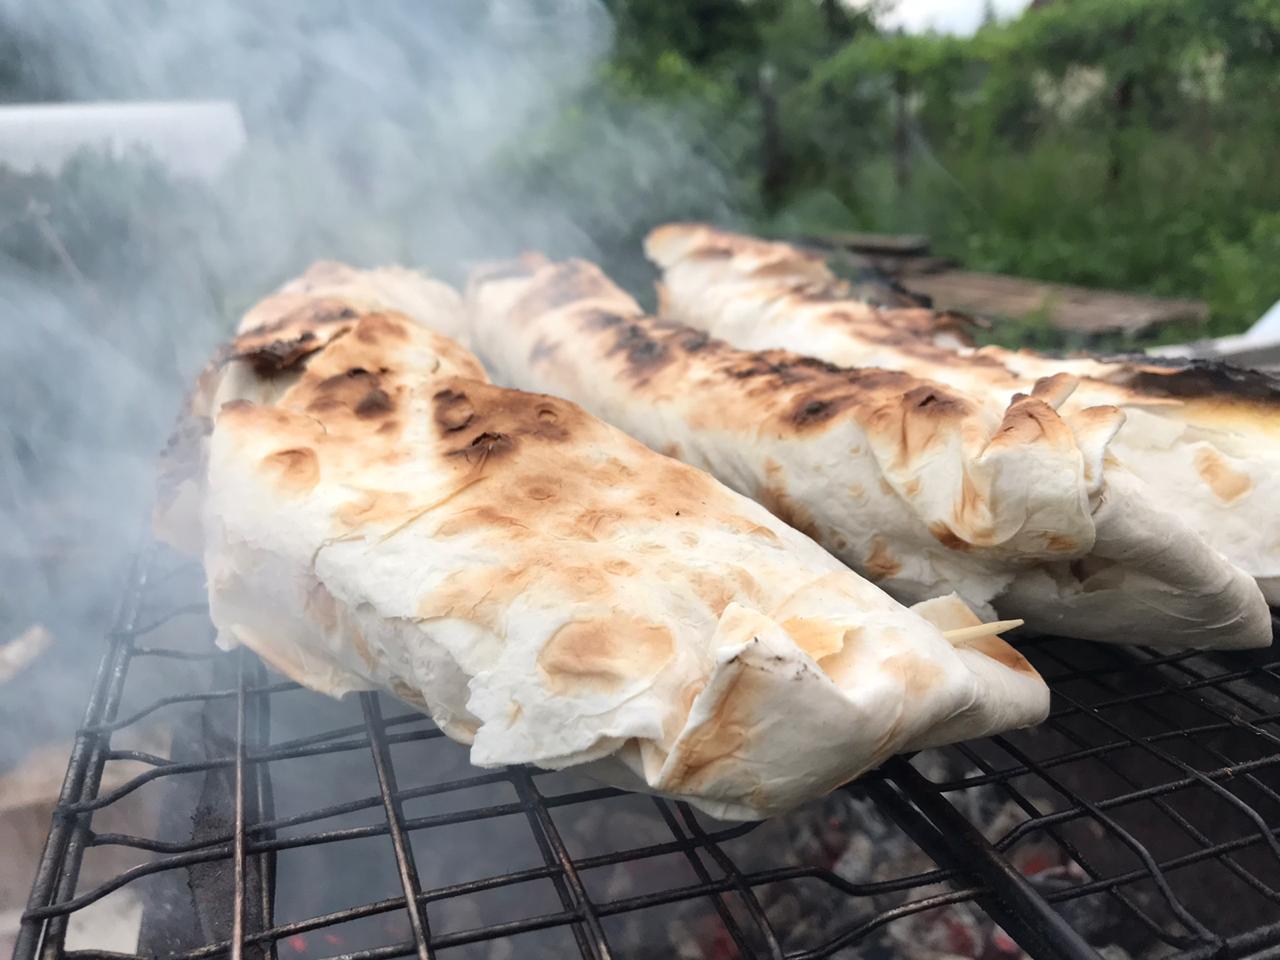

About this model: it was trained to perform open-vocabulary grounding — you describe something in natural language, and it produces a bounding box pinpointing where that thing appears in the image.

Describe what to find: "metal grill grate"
[14,544,1280,960]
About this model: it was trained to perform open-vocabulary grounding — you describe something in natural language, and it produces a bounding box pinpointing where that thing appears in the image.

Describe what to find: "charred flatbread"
[155,261,1051,820]
[467,255,1269,650]
[646,223,1280,606]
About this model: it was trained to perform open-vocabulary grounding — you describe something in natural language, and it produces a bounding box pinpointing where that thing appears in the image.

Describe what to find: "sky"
[879,0,1032,34]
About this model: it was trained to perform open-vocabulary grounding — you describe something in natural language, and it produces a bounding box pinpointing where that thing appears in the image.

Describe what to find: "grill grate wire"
[14,546,1280,960]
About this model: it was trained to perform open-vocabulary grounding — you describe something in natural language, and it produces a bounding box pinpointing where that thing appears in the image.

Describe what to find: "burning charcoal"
[984,799,1039,847]
[884,901,998,960]
[989,922,1030,959]
[1029,872,1123,945]
[762,889,801,932]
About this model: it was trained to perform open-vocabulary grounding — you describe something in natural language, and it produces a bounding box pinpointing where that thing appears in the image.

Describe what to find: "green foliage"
[603,0,1279,346]
[1195,211,1280,336]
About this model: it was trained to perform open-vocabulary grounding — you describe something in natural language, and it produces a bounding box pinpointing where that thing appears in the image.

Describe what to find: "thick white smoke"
[0,0,734,762]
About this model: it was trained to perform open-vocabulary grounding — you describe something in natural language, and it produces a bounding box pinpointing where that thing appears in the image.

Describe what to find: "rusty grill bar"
[14,544,1280,960]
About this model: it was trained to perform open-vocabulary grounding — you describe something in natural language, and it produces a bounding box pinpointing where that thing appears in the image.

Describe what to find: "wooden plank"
[869,253,956,276]
[899,269,1208,335]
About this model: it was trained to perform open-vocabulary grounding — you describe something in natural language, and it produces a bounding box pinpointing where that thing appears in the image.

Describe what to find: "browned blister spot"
[791,397,841,428]
[243,332,320,376]
[865,535,903,577]
[261,447,320,492]
[433,389,475,432]
[303,367,400,429]
[509,260,623,321]
[758,483,820,541]
[389,678,429,710]
[239,294,355,335]
[1194,448,1252,503]
[810,624,865,684]
[354,313,410,344]
[449,431,516,467]
[964,634,1036,677]
[1072,404,1125,432]
[354,387,394,418]
[537,615,675,695]
[987,396,1073,451]
[561,565,610,597]
[880,385,971,469]
[717,514,783,544]
[522,475,561,501]
[231,296,359,375]
[418,564,537,628]
[666,679,708,742]
[728,566,763,604]
[572,508,623,542]
[753,459,818,540]
[305,395,341,416]
[661,664,753,790]
[334,489,414,528]
[689,571,736,617]
[431,379,575,464]
[606,322,673,382]
[219,398,256,417]
[956,471,987,530]
[1114,359,1280,407]
[883,648,945,703]
[1041,532,1078,553]
[349,629,376,670]
[781,617,846,661]
[433,505,532,540]
[928,522,971,553]
[304,581,339,634]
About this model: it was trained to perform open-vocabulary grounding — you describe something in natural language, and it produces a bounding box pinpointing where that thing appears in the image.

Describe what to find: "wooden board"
[899,269,1208,335]
[797,232,1208,336]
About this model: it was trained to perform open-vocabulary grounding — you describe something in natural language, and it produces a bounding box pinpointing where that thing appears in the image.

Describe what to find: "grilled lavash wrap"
[646,223,1280,606]
[466,256,1269,650]
[154,261,1049,821]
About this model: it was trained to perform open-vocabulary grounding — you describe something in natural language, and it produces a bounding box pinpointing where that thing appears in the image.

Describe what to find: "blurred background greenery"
[594,0,1280,343]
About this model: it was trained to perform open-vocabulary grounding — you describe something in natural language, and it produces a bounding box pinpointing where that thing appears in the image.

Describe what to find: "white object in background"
[1247,299,1280,342]
[0,100,246,182]
[1148,298,1280,370]
[0,623,53,685]
[65,890,142,953]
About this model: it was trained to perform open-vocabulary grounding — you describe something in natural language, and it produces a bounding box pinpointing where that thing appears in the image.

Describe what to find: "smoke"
[0,0,735,763]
